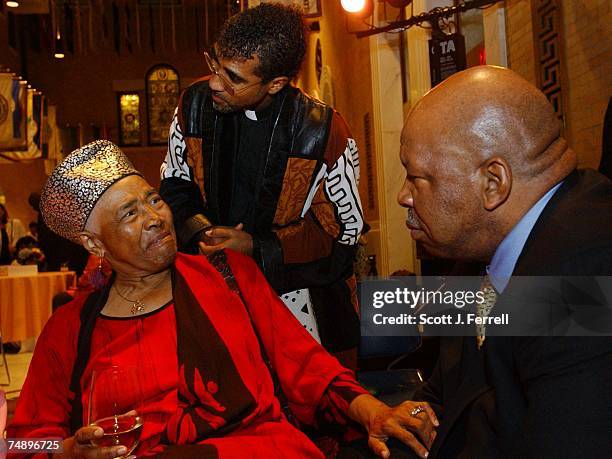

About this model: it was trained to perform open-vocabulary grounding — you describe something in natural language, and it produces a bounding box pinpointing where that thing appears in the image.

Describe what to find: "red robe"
[8,252,368,458]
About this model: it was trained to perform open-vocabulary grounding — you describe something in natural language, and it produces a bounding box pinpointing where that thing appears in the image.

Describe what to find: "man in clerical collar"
[160,3,364,369]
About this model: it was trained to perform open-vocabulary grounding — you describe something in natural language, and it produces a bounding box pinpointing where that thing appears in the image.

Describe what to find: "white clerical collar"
[244,109,258,121]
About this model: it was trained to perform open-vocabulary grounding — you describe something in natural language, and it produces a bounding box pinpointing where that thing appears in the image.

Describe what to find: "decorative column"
[368,20,418,276]
[483,3,508,67]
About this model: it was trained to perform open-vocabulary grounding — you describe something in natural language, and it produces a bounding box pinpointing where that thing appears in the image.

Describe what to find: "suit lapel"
[511,170,578,275]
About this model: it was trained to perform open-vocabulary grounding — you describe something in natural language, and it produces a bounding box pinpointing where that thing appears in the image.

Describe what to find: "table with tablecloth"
[0,272,76,342]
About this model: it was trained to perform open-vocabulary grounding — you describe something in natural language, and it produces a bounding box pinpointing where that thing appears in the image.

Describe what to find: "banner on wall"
[32,91,45,158]
[0,88,43,162]
[0,69,60,165]
[44,104,64,175]
[0,73,28,152]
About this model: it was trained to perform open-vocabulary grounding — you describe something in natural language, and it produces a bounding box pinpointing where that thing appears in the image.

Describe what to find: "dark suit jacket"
[417,169,612,458]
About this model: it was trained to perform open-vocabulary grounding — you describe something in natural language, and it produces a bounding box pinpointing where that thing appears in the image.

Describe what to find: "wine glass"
[88,366,144,457]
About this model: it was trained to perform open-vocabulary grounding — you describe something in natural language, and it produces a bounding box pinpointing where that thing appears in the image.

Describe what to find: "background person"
[27,221,39,239]
[0,204,11,264]
[29,191,89,275]
[0,202,26,259]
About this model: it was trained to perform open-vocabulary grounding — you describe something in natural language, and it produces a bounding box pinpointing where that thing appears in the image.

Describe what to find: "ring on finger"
[410,406,425,417]
[370,434,389,442]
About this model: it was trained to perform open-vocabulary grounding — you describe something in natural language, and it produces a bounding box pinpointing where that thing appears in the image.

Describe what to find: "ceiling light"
[341,0,367,13]
[54,31,64,59]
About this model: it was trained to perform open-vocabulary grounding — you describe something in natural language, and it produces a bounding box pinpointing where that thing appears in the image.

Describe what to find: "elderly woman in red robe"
[8,140,437,459]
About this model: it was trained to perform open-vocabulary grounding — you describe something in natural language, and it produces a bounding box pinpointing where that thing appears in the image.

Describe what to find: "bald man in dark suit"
[395,66,612,458]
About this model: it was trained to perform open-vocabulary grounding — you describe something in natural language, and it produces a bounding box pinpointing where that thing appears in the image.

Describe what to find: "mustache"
[406,208,421,229]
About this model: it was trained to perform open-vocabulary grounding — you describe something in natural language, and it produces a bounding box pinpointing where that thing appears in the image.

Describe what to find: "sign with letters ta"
[429,33,467,87]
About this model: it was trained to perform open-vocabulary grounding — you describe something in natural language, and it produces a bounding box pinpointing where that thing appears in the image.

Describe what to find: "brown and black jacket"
[160,79,364,354]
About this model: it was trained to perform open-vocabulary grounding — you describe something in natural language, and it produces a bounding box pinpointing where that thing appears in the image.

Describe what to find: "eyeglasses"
[203,51,262,96]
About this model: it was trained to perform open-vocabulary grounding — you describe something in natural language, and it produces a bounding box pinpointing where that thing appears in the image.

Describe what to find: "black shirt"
[227,94,283,232]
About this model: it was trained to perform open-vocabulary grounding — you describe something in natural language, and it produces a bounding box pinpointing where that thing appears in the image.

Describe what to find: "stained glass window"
[146,65,179,145]
[118,93,141,146]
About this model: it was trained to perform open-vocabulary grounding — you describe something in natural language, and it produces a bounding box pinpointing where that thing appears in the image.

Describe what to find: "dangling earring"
[91,253,106,290]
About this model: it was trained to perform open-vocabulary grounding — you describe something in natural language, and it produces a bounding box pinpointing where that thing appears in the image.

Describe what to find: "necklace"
[113,272,169,315]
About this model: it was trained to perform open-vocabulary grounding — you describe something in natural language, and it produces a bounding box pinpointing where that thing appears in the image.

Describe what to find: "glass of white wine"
[88,366,144,458]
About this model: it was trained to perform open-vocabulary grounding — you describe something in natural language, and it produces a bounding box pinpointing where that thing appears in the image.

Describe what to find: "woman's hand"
[53,426,128,459]
[348,394,439,459]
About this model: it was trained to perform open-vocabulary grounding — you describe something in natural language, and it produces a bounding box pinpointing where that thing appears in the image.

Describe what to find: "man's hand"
[53,425,129,458]
[348,394,439,459]
[198,223,253,256]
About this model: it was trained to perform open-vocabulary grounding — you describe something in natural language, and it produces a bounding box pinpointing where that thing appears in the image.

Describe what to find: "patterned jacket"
[160,80,364,352]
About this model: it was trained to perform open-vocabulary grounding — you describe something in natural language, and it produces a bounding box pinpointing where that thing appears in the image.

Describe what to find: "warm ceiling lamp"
[6,1,19,7]
[341,0,367,13]
[54,31,64,59]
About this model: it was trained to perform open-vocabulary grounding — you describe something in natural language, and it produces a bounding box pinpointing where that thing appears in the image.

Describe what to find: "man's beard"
[212,100,238,114]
